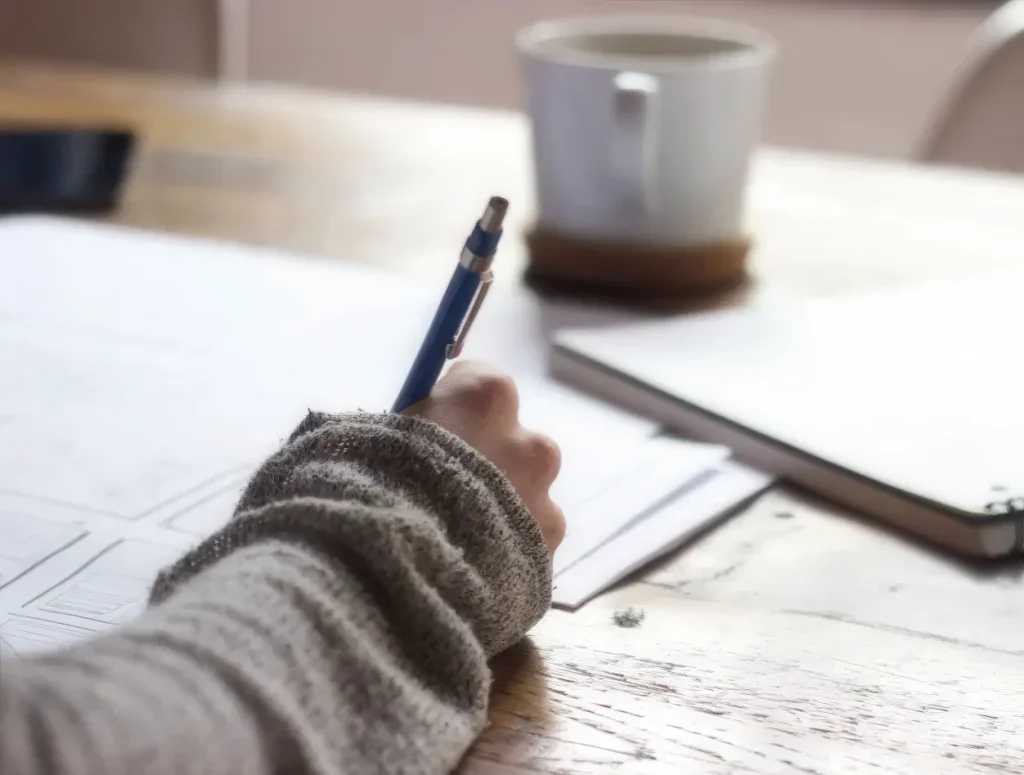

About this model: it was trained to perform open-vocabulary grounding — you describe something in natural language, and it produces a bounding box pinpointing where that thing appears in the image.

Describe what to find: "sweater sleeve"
[0,412,552,775]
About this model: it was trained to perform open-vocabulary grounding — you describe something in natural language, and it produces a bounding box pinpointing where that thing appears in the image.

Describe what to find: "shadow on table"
[787,487,1024,584]
[467,638,554,771]
[489,637,549,710]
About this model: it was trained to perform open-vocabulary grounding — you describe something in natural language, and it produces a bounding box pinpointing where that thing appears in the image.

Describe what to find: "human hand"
[402,360,565,553]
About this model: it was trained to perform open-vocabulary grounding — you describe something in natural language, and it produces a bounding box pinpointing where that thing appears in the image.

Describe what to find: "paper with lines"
[24,540,184,626]
[0,616,97,660]
[0,513,86,589]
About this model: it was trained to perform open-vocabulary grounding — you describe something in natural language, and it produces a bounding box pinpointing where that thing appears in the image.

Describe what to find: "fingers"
[534,498,566,553]
[432,360,519,429]
[506,430,564,553]
[509,430,562,491]
[403,359,565,553]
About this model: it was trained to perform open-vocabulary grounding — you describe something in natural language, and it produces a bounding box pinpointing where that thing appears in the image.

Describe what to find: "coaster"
[525,227,752,301]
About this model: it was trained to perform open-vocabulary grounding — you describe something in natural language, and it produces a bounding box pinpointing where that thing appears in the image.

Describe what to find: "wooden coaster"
[525,226,752,302]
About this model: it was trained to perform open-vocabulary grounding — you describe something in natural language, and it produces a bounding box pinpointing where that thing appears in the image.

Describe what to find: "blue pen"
[392,196,508,412]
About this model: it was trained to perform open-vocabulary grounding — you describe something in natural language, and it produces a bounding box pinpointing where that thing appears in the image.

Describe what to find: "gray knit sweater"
[0,412,552,775]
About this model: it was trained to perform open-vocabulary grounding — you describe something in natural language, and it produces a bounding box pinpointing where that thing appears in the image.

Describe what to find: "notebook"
[552,270,1024,558]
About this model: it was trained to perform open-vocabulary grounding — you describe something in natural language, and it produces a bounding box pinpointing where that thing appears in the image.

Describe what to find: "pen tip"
[479,196,509,234]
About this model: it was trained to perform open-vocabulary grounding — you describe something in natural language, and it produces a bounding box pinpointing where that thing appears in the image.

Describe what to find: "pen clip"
[446,270,493,359]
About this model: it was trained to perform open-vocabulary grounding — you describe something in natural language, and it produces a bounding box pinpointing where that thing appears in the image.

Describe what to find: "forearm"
[1,412,551,775]
[5,543,487,775]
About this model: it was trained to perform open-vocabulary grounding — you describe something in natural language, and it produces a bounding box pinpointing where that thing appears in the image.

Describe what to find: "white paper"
[553,437,729,575]
[0,513,87,588]
[159,478,250,536]
[0,217,741,656]
[0,511,200,656]
[512,382,730,574]
[23,539,185,626]
[516,378,659,509]
[1,616,99,660]
[552,461,774,608]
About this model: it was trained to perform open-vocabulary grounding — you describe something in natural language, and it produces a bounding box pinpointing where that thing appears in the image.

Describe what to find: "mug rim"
[516,15,777,72]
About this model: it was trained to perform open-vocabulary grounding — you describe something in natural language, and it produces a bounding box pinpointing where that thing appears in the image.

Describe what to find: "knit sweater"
[0,412,552,775]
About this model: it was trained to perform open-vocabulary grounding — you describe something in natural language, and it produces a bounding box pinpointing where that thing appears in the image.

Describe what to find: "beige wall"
[247,0,990,159]
[0,0,993,159]
[0,0,220,77]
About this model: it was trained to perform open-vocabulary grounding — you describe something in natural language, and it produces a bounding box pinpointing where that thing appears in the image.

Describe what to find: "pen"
[391,196,508,412]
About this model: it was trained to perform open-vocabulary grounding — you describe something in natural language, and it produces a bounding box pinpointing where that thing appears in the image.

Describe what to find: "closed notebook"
[552,270,1024,558]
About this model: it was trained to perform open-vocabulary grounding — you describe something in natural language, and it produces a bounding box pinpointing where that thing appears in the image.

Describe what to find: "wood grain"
[3,62,1023,774]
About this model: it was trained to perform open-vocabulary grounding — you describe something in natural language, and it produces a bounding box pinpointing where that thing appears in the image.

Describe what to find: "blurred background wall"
[0,0,223,78]
[0,1,998,158]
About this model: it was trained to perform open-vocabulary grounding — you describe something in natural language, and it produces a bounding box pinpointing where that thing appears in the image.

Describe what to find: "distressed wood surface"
[3,62,1023,774]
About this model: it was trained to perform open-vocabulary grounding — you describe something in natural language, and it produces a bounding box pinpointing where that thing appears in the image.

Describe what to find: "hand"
[402,360,565,553]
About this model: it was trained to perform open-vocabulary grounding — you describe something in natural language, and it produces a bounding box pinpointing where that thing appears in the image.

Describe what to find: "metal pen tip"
[479,196,509,234]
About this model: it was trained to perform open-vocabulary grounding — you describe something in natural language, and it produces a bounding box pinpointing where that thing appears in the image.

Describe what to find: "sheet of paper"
[552,461,774,609]
[516,378,656,504]
[0,217,742,656]
[22,539,185,627]
[553,437,730,575]
[0,512,87,589]
[0,506,200,657]
[1,616,98,659]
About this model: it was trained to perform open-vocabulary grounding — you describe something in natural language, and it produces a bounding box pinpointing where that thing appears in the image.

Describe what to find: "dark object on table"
[611,607,645,629]
[0,126,135,214]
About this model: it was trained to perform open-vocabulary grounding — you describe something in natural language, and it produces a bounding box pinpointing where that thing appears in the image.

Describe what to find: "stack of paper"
[514,382,771,607]
[0,217,770,658]
[552,457,771,607]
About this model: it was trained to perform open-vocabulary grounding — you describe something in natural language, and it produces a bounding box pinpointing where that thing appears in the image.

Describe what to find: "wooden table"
[3,62,1024,774]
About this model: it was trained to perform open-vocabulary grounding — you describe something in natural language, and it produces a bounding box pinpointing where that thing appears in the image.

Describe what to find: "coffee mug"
[518,16,775,248]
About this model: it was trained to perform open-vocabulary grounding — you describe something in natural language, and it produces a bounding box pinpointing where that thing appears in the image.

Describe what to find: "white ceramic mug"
[518,17,775,247]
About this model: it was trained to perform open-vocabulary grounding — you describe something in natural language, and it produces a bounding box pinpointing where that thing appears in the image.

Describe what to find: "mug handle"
[611,71,659,221]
